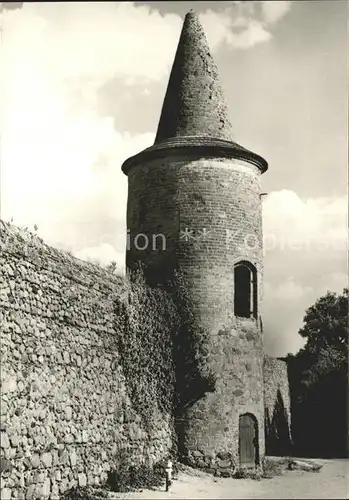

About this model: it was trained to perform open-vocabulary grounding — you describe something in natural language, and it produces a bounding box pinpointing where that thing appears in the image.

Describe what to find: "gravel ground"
[108,459,348,500]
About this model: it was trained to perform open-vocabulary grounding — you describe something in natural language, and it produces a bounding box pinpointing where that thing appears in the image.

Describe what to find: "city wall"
[0,221,173,500]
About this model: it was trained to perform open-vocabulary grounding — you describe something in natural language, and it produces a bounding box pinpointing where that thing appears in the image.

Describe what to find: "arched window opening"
[234,261,257,319]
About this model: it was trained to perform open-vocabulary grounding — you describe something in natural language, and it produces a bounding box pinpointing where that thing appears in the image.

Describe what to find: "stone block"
[217,451,232,461]
[0,488,11,500]
[30,454,40,468]
[69,451,77,467]
[25,485,36,500]
[191,450,203,458]
[41,452,52,468]
[51,482,60,500]
[1,433,10,449]
[65,407,72,420]
[9,434,20,447]
[59,479,69,494]
[220,469,232,478]
[78,473,87,487]
[195,459,207,468]
[41,478,51,499]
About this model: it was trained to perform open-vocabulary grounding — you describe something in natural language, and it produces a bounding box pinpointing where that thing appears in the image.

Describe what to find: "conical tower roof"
[121,10,268,174]
[155,9,234,143]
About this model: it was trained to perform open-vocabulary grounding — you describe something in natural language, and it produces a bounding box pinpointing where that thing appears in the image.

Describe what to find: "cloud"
[1,2,181,84]
[0,0,293,253]
[262,190,347,356]
[263,271,347,357]
[0,2,23,13]
[74,243,125,273]
[262,190,347,255]
[262,278,313,356]
[0,2,168,254]
[261,1,292,24]
[200,11,271,50]
[1,2,342,359]
[200,0,292,50]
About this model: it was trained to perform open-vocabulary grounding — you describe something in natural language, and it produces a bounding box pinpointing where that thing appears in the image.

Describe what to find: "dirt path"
[110,459,348,499]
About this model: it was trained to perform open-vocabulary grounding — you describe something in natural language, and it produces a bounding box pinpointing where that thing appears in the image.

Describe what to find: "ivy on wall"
[113,268,217,458]
[170,271,216,413]
[115,271,178,434]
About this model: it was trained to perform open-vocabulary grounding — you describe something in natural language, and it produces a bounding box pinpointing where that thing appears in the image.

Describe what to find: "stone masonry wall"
[126,154,265,472]
[263,356,292,456]
[0,222,172,500]
[181,317,265,472]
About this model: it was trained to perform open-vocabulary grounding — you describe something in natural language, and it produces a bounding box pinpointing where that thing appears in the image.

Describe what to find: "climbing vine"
[169,271,216,413]
[114,268,217,456]
[115,270,179,433]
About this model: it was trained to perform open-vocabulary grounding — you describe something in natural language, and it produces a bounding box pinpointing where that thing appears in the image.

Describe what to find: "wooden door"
[239,414,257,466]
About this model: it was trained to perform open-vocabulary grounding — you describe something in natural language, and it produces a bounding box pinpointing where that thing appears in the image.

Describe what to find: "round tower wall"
[126,154,265,470]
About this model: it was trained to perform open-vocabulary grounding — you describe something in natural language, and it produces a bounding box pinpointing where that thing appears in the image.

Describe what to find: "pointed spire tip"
[154,6,234,143]
[185,9,198,20]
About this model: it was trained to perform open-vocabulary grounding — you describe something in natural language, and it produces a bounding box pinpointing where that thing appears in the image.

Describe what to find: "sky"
[0,1,347,356]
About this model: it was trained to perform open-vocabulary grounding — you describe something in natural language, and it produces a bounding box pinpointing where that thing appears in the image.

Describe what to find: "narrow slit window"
[234,262,257,319]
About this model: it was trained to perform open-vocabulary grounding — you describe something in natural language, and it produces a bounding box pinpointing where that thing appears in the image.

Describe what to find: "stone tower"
[122,11,268,470]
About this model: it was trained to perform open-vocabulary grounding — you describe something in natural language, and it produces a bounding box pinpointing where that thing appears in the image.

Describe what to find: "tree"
[299,288,348,351]
[298,288,348,386]
[288,288,348,458]
[299,288,349,351]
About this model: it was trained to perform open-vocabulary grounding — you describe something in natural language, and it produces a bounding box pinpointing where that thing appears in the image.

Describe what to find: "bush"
[261,457,286,478]
[63,463,167,497]
[233,467,262,480]
[62,486,108,500]
[107,463,165,492]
